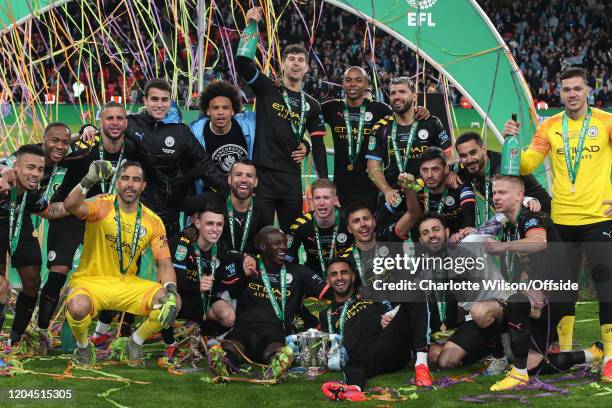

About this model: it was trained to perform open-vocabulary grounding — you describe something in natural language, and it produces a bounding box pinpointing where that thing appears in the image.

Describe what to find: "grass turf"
[0,302,608,408]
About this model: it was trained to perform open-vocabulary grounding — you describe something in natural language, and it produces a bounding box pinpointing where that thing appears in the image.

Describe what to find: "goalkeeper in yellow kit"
[63,159,180,365]
[503,66,612,385]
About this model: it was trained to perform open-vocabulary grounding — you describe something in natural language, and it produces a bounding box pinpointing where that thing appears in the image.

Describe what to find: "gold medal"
[32,229,38,238]
[570,183,575,193]
[347,163,354,171]
[440,323,446,332]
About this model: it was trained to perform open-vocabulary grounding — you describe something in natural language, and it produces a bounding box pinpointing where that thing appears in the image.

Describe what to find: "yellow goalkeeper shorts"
[67,275,163,317]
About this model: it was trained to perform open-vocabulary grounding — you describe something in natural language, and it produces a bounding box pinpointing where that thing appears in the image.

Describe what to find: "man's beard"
[334,283,353,298]
[393,102,411,115]
[119,190,140,204]
[102,130,124,142]
[231,184,252,200]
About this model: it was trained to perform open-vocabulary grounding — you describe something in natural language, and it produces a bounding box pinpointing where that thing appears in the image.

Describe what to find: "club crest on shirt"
[165,136,175,147]
[587,126,598,137]
[377,245,389,257]
[365,111,373,122]
[175,245,187,261]
[445,196,455,206]
[212,144,248,173]
[418,129,429,140]
[337,233,348,244]
[138,226,147,238]
[285,273,293,284]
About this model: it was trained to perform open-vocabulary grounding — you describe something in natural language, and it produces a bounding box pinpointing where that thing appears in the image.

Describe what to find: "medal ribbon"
[429,255,448,327]
[473,160,492,226]
[99,142,125,194]
[424,187,449,214]
[32,164,58,231]
[343,103,366,166]
[282,88,306,143]
[9,188,26,256]
[114,198,142,276]
[194,242,217,312]
[226,196,253,253]
[390,119,419,174]
[327,297,354,337]
[561,108,592,191]
[313,208,340,277]
[501,211,522,282]
[435,291,447,326]
[259,261,287,326]
[352,246,368,286]
[43,164,59,200]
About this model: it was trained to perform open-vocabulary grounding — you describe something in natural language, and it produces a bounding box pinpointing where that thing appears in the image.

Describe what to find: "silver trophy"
[286,329,331,379]
[462,213,507,243]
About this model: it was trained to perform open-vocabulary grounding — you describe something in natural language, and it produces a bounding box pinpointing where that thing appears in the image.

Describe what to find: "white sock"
[131,332,145,346]
[416,351,428,366]
[76,339,89,348]
[514,367,528,375]
[92,322,111,338]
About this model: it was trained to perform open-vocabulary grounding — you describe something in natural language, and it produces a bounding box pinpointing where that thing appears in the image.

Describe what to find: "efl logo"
[407,0,437,8]
[406,0,438,27]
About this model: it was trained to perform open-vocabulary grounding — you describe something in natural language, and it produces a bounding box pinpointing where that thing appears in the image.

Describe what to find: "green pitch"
[1,302,607,408]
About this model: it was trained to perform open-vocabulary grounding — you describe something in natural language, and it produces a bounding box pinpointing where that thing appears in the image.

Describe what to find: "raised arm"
[367,159,397,206]
[395,178,423,238]
[65,160,113,219]
[236,7,263,83]
[38,202,70,220]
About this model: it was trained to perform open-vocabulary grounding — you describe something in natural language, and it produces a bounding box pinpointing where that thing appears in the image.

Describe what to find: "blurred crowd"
[6,0,610,108]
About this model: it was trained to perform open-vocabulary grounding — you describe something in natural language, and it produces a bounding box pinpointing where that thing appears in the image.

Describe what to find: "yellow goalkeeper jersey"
[520,107,612,226]
[72,195,170,279]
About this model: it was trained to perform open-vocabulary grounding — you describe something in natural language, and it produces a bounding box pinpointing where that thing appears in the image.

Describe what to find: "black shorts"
[0,218,42,268]
[177,292,205,323]
[47,215,85,268]
[256,167,302,201]
[255,166,302,231]
[224,325,285,364]
[555,220,612,307]
[177,291,224,323]
[448,320,500,365]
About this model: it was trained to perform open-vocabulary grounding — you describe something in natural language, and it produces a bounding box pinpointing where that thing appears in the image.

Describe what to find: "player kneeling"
[320,258,418,390]
[63,160,180,366]
[208,226,332,383]
[163,195,244,359]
